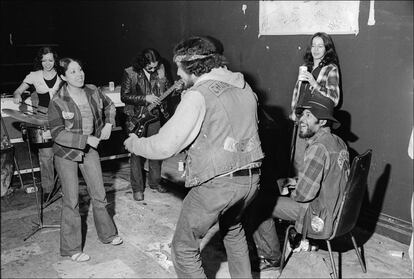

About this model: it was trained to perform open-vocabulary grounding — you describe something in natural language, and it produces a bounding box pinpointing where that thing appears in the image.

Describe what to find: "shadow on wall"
[335,109,390,244]
[258,106,293,188]
[334,109,359,162]
[236,72,295,275]
[358,163,391,244]
[243,71,293,188]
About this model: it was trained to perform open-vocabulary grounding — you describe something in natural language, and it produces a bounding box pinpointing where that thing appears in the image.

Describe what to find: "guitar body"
[132,110,159,137]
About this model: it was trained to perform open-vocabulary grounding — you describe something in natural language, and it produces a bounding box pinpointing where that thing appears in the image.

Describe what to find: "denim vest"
[297,128,350,239]
[185,80,264,187]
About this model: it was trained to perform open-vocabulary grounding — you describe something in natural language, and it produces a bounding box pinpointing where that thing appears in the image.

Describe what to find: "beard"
[182,78,194,89]
[299,124,316,139]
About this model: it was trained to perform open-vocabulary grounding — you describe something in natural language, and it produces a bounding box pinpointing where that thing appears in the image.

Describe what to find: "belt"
[227,167,261,177]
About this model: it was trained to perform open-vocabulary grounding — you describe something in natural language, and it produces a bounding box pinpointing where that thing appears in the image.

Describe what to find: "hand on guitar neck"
[146,79,185,111]
[145,94,161,106]
[133,79,185,137]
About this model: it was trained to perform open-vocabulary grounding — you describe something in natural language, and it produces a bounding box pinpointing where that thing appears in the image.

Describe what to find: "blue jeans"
[54,148,118,257]
[38,146,55,193]
[171,173,260,278]
[130,121,161,193]
[252,197,301,261]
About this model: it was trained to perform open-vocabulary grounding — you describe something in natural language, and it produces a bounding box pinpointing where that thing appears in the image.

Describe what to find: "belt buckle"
[229,168,250,178]
[248,167,260,176]
[228,165,260,178]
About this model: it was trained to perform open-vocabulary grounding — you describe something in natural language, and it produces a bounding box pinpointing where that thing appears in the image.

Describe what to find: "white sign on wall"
[259,1,360,36]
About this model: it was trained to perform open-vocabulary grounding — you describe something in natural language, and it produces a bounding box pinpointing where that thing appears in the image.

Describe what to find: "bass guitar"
[132,79,185,137]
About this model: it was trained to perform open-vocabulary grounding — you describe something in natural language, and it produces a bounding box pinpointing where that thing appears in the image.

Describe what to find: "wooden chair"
[279,149,372,278]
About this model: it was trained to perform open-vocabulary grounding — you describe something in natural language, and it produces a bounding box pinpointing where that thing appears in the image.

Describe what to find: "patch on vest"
[223,136,258,153]
[311,216,325,232]
[209,82,231,96]
[337,149,349,170]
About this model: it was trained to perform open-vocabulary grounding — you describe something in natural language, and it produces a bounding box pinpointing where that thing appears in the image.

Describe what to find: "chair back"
[329,149,372,239]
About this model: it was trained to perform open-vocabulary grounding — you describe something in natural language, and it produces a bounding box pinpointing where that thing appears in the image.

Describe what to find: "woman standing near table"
[13,46,62,200]
[48,57,122,262]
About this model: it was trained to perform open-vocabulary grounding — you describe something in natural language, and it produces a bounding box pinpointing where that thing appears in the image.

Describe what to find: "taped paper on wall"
[259,1,360,36]
[368,0,376,26]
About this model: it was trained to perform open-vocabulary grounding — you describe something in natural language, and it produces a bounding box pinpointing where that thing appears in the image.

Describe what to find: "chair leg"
[280,224,295,274]
[326,240,338,279]
[349,232,367,273]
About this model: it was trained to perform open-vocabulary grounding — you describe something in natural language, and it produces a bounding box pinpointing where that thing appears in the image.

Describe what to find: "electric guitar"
[132,79,185,137]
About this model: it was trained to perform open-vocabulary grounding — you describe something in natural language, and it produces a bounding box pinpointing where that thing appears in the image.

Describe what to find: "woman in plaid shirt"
[48,58,123,262]
[290,32,341,175]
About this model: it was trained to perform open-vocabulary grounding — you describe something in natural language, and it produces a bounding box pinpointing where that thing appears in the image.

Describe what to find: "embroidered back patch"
[223,136,259,153]
[209,81,231,96]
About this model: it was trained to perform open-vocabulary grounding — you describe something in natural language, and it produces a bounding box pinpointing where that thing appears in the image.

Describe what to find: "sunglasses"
[145,63,159,72]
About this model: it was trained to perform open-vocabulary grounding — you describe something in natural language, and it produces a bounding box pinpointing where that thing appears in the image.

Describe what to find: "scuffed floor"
[1,156,412,278]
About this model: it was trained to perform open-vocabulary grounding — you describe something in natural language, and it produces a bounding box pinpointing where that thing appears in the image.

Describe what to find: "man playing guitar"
[120,48,172,201]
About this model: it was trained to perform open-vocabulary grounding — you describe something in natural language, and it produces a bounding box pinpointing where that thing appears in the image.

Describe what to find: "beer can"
[299,65,308,74]
[109,81,115,91]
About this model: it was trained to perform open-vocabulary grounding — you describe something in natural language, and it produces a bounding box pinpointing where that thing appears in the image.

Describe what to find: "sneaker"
[259,257,281,272]
[71,252,90,262]
[110,236,123,246]
[292,239,319,253]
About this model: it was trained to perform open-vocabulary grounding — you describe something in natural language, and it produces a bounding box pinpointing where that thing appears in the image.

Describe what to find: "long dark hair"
[303,32,339,69]
[132,48,160,72]
[33,46,59,71]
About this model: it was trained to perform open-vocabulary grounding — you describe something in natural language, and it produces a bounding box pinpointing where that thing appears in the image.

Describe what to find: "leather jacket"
[120,66,170,132]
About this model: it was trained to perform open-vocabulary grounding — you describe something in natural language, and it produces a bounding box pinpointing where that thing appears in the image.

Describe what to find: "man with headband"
[124,36,264,278]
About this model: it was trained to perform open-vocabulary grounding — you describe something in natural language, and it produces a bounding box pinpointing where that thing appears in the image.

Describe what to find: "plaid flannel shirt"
[291,63,340,111]
[48,84,116,161]
[291,140,327,203]
[290,127,350,238]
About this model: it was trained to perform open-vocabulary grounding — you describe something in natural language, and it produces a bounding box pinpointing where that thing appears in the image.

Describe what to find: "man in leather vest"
[252,94,350,271]
[124,36,264,278]
[120,48,171,201]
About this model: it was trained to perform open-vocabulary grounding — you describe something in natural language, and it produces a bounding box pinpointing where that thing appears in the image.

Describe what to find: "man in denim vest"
[124,36,264,278]
[252,94,349,271]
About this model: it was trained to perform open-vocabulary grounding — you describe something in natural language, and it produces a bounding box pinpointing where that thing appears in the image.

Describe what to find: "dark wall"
[1,1,412,223]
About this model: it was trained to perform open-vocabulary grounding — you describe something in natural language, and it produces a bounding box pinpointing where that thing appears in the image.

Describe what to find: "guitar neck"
[147,80,183,111]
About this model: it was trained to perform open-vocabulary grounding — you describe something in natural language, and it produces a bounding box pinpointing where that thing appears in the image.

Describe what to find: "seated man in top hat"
[252,93,350,271]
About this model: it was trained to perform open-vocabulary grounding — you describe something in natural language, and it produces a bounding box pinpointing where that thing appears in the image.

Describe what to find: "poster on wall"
[259,1,360,36]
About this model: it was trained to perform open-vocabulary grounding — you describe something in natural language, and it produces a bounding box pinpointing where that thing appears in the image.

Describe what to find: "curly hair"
[131,48,160,72]
[303,32,339,69]
[33,46,59,71]
[173,36,227,76]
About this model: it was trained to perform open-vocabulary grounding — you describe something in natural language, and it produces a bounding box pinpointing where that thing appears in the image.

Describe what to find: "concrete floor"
[1,156,412,278]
